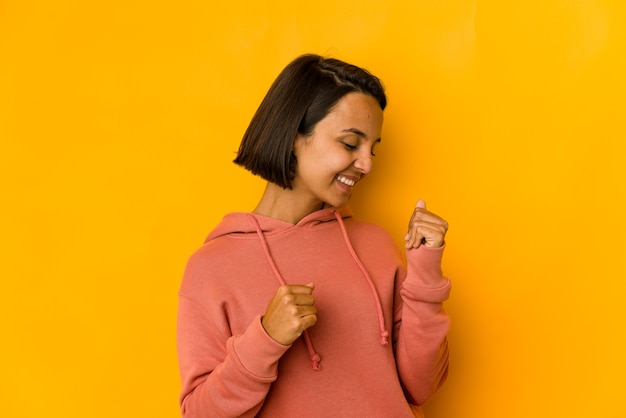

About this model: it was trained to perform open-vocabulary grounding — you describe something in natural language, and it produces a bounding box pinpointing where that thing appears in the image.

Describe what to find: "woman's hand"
[261,283,317,345]
[405,200,448,249]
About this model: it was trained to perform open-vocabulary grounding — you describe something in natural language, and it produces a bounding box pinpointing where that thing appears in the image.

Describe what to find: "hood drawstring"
[332,210,390,346]
[246,209,389,371]
[247,214,322,371]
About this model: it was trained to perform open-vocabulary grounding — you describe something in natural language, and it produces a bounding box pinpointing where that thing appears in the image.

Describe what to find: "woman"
[177,54,451,417]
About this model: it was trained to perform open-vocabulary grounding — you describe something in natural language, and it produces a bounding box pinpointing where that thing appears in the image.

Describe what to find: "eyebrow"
[342,128,366,137]
[341,128,382,142]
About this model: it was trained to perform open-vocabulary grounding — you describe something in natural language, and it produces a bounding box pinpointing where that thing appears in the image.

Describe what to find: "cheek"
[295,142,353,178]
[314,153,348,175]
[294,151,323,180]
[328,152,354,170]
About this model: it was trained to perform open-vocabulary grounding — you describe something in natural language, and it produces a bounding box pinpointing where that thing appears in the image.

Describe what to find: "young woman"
[177,54,451,417]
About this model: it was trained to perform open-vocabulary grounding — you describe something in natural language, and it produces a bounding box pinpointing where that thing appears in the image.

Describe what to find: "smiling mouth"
[337,175,356,187]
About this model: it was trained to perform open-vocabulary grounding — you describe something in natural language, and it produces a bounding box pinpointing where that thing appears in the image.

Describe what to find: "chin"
[326,195,351,209]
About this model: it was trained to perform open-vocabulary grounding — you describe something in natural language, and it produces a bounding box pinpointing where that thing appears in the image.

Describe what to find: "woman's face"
[292,92,384,209]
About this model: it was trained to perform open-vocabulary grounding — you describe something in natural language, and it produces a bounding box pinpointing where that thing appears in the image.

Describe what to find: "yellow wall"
[1,1,625,417]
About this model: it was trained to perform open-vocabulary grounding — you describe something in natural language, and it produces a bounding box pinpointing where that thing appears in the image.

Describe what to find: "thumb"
[406,199,427,236]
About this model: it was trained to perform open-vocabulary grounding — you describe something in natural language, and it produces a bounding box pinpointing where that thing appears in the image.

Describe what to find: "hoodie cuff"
[229,315,292,381]
[404,245,451,302]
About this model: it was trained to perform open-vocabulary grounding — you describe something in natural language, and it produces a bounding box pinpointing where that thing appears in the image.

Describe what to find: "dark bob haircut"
[233,54,386,189]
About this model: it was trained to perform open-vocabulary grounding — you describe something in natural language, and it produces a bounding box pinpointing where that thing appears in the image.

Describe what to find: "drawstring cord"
[246,209,389,371]
[332,210,390,346]
[247,214,322,371]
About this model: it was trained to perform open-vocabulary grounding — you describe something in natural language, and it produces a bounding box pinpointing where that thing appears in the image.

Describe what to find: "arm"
[393,199,451,405]
[177,246,316,418]
[177,296,291,418]
[393,246,451,405]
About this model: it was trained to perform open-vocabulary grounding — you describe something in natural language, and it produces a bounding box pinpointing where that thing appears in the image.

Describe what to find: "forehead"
[319,92,384,139]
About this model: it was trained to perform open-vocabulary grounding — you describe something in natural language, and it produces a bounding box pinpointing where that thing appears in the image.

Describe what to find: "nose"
[353,151,372,174]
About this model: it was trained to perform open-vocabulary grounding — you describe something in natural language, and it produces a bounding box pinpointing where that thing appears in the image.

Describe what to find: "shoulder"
[179,235,258,297]
[342,218,400,257]
[344,217,394,240]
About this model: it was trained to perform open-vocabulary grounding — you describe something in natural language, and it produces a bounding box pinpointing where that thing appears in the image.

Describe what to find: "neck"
[253,183,324,224]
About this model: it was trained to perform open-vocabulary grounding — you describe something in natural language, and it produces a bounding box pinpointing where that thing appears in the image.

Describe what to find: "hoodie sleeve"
[177,286,291,417]
[393,245,451,406]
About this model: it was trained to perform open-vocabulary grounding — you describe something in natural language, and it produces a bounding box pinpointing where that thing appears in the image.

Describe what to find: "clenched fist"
[405,200,448,249]
[261,283,317,346]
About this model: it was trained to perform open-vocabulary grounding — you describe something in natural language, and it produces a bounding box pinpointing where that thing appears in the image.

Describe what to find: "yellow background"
[1,1,625,417]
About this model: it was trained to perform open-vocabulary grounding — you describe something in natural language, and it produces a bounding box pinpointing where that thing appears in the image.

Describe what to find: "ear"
[292,133,307,156]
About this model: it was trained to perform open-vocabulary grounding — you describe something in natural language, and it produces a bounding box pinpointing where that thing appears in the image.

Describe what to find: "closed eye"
[342,142,358,151]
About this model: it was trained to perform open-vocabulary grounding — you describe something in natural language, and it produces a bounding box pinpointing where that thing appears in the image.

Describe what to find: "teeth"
[337,175,356,186]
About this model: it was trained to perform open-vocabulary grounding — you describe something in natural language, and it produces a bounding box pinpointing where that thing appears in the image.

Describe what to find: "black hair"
[233,54,386,189]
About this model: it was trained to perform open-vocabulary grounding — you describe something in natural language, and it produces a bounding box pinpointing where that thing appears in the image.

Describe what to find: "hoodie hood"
[205,206,353,243]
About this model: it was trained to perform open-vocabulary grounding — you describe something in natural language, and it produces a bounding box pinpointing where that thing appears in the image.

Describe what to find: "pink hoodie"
[177,206,451,417]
